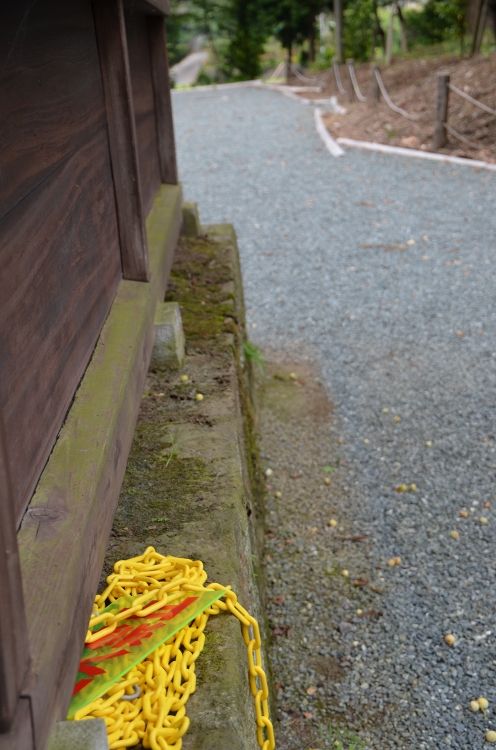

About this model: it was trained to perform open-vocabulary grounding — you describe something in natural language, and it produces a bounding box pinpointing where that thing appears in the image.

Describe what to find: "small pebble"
[460,509,468,518]
[451,530,460,540]
[445,634,455,646]
[484,501,491,508]
[195,393,204,401]
[394,415,401,422]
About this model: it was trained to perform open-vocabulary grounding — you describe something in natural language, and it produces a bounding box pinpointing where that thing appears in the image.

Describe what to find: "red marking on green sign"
[68,589,224,717]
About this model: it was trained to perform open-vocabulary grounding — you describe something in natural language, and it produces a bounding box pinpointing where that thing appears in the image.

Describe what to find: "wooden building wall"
[0,0,122,525]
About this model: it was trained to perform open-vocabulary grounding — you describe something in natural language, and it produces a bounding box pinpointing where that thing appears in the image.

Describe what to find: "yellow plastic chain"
[74,547,275,750]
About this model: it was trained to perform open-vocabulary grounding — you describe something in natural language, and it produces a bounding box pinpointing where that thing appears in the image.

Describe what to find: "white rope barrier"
[374,69,431,120]
[448,82,496,117]
[333,61,347,95]
[290,62,315,84]
[348,64,367,103]
[443,121,480,149]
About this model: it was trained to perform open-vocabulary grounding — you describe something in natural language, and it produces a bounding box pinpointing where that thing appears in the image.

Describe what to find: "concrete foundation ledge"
[48,720,109,750]
[99,209,272,749]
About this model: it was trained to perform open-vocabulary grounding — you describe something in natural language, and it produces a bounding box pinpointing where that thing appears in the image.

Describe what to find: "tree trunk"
[334,0,344,64]
[286,43,292,84]
[396,2,408,53]
[309,11,316,62]
[373,2,386,57]
[385,4,395,65]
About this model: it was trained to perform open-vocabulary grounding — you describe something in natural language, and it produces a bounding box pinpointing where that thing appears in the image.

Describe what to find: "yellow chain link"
[74,547,275,750]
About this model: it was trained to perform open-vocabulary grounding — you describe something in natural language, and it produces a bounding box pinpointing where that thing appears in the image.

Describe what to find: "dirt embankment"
[293,53,496,162]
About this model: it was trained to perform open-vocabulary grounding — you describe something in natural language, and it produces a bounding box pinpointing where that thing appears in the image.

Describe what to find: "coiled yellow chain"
[74,547,275,750]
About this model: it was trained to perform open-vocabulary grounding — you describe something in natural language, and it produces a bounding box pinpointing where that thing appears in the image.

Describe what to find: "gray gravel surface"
[172,86,496,749]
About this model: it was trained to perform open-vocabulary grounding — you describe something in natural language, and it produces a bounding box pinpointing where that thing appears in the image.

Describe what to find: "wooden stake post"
[369,65,380,105]
[346,59,355,103]
[434,72,450,150]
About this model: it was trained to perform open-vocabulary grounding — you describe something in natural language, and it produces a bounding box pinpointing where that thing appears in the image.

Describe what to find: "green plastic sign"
[68,589,224,718]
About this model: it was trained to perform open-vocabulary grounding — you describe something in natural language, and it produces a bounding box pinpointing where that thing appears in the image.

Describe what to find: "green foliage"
[243,340,265,372]
[404,0,468,48]
[343,0,377,61]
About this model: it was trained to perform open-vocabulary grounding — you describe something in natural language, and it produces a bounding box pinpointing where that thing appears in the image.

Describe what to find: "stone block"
[181,202,201,237]
[151,302,185,370]
[48,719,109,750]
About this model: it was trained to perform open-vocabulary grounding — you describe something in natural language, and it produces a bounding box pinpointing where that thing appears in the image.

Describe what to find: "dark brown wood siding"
[0,0,122,525]
[125,7,162,215]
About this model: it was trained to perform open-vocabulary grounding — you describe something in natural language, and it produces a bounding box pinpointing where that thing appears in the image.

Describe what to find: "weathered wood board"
[0,0,122,524]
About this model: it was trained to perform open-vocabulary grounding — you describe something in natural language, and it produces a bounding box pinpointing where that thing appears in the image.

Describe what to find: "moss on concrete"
[100,223,269,749]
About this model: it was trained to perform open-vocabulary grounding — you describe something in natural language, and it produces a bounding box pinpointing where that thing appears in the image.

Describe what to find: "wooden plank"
[147,16,178,185]
[0,407,29,733]
[17,184,182,750]
[434,72,450,150]
[0,699,34,750]
[0,128,122,525]
[0,0,108,222]
[93,0,150,281]
[125,7,162,215]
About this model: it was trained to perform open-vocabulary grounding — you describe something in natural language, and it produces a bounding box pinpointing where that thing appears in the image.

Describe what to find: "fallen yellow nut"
[480,516,488,524]
[478,697,489,710]
[329,519,337,527]
[396,484,408,492]
[356,608,363,615]
[409,483,417,491]
[387,558,396,567]
[180,374,189,382]
[469,700,480,712]
[451,530,459,540]
[394,415,401,423]
[407,239,415,245]
[394,557,402,565]
[342,569,349,577]
[425,441,432,447]
[364,439,370,444]
[289,372,297,380]
[274,491,282,498]
[486,731,496,743]
[324,477,331,485]
[460,509,468,518]
[382,408,390,413]
[445,634,455,646]
[195,393,204,401]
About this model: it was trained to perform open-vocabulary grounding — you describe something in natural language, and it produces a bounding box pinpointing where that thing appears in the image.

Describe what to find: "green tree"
[343,0,377,61]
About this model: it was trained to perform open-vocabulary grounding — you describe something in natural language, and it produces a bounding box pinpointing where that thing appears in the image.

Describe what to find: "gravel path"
[172,87,496,749]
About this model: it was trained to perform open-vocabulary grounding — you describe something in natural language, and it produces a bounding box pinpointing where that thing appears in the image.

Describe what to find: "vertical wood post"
[369,65,380,105]
[93,0,150,282]
[346,59,355,103]
[147,17,178,185]
[472,0,488,55]
[0,406,29,734]
[434,72,450,150]
[334,0,344,64]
